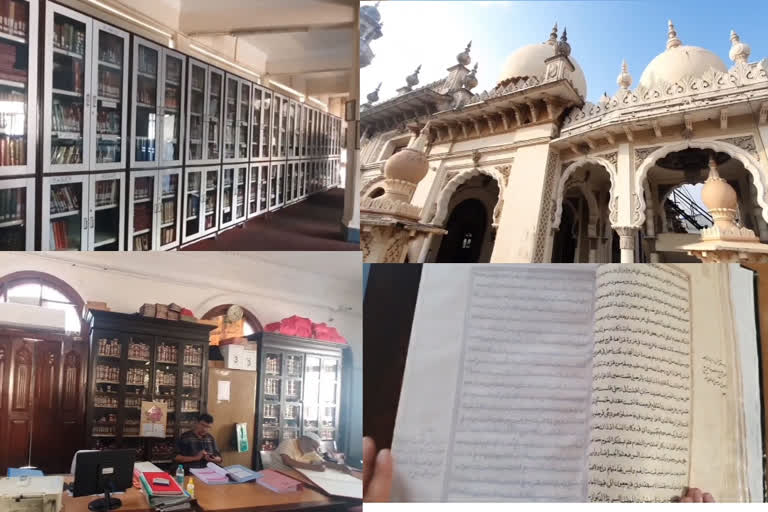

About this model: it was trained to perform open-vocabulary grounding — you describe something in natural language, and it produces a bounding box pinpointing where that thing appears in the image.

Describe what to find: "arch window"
[0,271,85,334]
[202,304,263,345]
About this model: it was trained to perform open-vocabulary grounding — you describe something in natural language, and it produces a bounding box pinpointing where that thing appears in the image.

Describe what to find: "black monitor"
[73,449,136,511]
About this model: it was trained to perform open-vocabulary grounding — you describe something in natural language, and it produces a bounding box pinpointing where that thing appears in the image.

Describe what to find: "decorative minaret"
[543,26,578,94]
[728,29,751,65]
[360,122,447,262]
[360,1,383,68]
[439,41,474,96]
[361,82,382,111]
[666,20,682,50]
[396,65,421,95]
[616,60,632,90]
[682,154,768,262]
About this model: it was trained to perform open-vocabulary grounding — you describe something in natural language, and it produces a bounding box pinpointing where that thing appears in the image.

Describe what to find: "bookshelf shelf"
[53,46,84,59]
[49,209,80,219]
[0,78,25,88]
[0,219,24,228]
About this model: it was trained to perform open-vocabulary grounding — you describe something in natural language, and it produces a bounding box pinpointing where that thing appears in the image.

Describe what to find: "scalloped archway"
[552,156,617,230]
[432,167,504,227]
[633,139,768,228]
[360,175,386,198]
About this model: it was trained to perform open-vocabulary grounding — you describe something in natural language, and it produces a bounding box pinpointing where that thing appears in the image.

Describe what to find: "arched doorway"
[551,200,578,263]
[202,304,263,345]
[436,199,488,263]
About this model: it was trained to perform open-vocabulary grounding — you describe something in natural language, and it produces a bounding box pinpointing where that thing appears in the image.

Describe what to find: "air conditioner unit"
[0,303,67,333]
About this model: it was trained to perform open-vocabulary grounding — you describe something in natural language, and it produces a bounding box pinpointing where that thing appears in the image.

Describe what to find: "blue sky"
[361,0,768,104]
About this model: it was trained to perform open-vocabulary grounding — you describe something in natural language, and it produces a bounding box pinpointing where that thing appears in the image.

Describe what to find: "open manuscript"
[391,264,765,502]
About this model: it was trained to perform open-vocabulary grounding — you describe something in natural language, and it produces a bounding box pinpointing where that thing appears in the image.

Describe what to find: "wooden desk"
[60,477,151,512]
[193,474,356,511]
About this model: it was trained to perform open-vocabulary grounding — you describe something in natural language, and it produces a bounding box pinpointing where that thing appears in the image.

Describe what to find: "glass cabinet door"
[285,162,293,204]
[182,168,202,243]
[0,0,36,177]
[279,96,288,158]
[318,358,340,442]
[235,165,246,221]
[179,342,204,434]
[186,59,206,163]
[203,167,220,234]
[220,166,234,227]
[160,49,184,166]
[261,90,272,159]
[128,170,156,251]
[45,3,90,173]
[223,75,237,161]
[293,162,300,202]
[286,100,296,158]
[302,355,321,436]
[270,94,281,159]
[258,164,268,214]
[282,353,304,440]
[43,175,88,250]
[91,22,127,171]
[239,81,250,161]
[89,172,124,250]
[205,69,223,163]
[0,178,34,249]
[277,163,285,207]
[248,164,258,218]
[262,351,282,451]
[131,38,160,167]
[92,331,125,439]
[299,105,308,158]
[250,86,262,160]
[158,168,181,250]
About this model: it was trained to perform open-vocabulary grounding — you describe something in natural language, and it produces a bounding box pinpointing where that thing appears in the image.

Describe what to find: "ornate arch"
[565,181,600,236]
[633,139,768,228]
[552,156,617,230]
[202,304,263,333]
[432,167,504,227]
[360,175,386,198]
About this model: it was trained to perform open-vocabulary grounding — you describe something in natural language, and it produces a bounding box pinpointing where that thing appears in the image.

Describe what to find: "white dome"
[639,45,727,89]
[497,42,588,99]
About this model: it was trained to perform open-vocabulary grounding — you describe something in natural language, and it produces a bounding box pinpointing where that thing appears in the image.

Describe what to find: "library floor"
[182,188,359,251]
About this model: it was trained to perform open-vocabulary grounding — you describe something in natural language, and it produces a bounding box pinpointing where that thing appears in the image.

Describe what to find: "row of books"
[160,225,176,245]
[96,109,121,135]
[50,184,80,213]
[98,41,122,67]
[165,85,180,110]
[95,140,121,163]
[52,58,83,94]
[133,232,150,251]
[161,198,176,224]
[0,42,28,82]
[137,47,157,76]
[52,100,83,133]
[97,68,122,99]
[0,0,28,39]
[136,83,156,106]
[166,58,182,84]
[134,138,156,162]
[0,136,25,166]
[94,179,118,207]
[0,186,23,221]
[0,224,25,249]
[50,219,76,249]
[186,195,199,218]
[53,22,85,56]
[133,202,152,231]
[51,143,82,165]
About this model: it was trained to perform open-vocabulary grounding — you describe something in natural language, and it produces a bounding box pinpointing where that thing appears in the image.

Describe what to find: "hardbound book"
[390,264,765,503]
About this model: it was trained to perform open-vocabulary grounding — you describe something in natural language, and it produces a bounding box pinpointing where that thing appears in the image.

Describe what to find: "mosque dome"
[496,25,587,99]
[639,21,727,89]
[360,2,381,23]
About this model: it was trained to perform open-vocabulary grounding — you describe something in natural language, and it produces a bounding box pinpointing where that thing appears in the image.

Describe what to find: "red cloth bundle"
[279,315,313,338]
[312,322,347,344]
[264,316,347,344]
[264,322,281,332]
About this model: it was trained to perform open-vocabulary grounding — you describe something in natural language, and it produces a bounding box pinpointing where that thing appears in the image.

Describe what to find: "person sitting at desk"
[276,432,352,474]
[174,413,223,470]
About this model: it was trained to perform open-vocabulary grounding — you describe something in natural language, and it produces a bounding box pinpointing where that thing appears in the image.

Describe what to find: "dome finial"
[729,29,751,64]
[667,20,682,49]
[617,59,632,89]
[555,26,571,57]
[405,65,421,87]
[456,40,472,66]
[547,22,558,45]
[366,82,382,104]
[463,62,479,89]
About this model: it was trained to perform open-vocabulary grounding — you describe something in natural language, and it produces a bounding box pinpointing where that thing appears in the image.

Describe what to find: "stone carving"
[717,135,760,161]
[609,196,619,225]
[631,192,643,224]
[562,59,768,130]
[534,151,559,262]
[472,149,482,166]
[494,165,511,187]
[634,146,662,169]
[361,196,422,220]
[493,198,505,226]
[615,226,636,249]
[468,74,543,104]
[601,151,618,169]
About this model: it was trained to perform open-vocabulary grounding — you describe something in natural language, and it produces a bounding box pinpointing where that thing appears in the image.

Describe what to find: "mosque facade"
[359,8,768,263]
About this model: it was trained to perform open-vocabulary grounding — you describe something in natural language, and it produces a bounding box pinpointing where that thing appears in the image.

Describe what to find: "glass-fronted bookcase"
[86,310,212,467]
[252,332,348,453]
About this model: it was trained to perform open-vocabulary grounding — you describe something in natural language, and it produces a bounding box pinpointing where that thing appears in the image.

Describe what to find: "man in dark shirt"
[174,413,223,470]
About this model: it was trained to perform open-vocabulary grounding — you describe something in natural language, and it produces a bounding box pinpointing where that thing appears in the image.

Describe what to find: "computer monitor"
[73,449,135,511]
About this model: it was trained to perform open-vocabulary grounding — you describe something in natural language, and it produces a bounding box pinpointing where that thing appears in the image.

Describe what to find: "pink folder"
[256,470,303,493]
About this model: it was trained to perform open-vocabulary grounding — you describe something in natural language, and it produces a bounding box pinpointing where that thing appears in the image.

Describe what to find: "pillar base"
[342,223,360,243]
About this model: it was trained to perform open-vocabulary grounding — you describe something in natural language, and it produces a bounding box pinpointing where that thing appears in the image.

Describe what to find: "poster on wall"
[140,401,168,438]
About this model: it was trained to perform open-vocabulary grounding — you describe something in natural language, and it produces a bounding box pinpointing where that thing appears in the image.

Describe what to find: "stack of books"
[134,462,192,511]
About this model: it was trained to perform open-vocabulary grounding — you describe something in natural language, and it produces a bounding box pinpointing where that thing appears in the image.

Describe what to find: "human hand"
[196,451,206,461]
[680,488,715,503]
[363,437,392,503]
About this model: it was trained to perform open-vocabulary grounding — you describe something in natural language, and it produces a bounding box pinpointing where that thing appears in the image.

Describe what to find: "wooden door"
[0,336,36,471]
[49,338,88,472]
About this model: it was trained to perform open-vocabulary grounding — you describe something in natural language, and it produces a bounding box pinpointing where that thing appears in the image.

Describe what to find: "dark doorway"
[611,230,620,263]
[551,202,577,263]
[436,199,488,263]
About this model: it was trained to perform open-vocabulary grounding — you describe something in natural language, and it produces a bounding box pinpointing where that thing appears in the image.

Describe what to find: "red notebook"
[142,472,185,495]
[256,470,303,493]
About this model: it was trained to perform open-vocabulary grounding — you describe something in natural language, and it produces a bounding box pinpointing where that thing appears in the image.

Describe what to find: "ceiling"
[176,0,355,97]
[234,252,362,283]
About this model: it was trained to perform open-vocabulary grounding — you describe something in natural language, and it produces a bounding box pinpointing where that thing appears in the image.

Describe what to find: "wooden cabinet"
[86,311,212,466]
[0,328,87,475]
[250,333,348,455]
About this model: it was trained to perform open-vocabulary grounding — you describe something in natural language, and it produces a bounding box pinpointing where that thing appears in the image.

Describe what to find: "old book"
[390,264,764,503]
[168,303,183,312]
[167,311,180,321]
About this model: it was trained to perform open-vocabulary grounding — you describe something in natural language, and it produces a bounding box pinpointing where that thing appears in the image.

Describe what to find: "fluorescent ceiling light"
[269,80,305,99]
[190,44,261,79]
[83,0,172,39]
[308,96,327,108]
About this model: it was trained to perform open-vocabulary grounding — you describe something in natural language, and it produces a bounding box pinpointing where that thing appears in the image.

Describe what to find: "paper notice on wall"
[140,401,167,438]
[217,380,231,401]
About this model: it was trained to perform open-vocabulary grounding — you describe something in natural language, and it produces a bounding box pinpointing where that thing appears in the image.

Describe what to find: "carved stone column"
[615,226,637,263]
